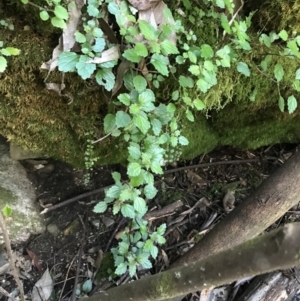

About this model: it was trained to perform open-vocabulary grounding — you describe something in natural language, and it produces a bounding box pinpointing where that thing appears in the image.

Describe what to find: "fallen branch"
[81,222,300,301]
[0,212,25,301]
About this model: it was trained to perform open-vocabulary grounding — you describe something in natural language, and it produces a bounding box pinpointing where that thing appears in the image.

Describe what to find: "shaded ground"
[1,144,300,300]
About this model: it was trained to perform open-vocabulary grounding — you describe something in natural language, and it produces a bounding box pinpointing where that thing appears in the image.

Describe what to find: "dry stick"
[164,158,262,174]
[40,185,111,214]
[0,213,25,301]
[41,158,265,214]
[80,222,300,301]
[70,215,87,301]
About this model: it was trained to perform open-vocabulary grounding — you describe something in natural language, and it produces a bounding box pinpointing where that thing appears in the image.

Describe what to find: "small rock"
[37,164,54,174]
[47,224,60,237]
[101,216,115,228]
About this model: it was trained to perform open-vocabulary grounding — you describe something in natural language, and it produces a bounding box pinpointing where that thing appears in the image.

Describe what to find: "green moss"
[151,272,176,299]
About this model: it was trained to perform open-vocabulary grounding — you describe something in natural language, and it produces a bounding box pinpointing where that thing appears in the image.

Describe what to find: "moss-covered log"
[1,0,300,167]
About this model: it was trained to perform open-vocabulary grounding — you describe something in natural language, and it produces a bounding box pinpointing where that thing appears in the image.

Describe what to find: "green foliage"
[15,0,300,277]
[2,205,12,217]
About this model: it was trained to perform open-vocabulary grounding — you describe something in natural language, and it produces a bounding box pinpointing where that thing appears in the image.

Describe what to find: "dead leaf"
[86,46,120,64]
[45,83,65,95]
[223,190,235,213]
[186,170,206,185]
[41,0,85,71]
[26,249,43,273]
[161,249,169,268]
[99,18,118,44]
[32,268,53,301]
[112,59,132,96]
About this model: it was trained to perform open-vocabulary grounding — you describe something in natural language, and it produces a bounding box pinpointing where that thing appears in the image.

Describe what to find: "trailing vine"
[1,0,299,277]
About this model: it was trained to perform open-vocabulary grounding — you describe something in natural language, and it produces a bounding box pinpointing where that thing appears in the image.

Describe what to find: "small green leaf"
[54,5,69,20]
[92,38,105,52]
[115,262,127,275]
[151,119,162,136]
[134,114,151,134]
[150,161,163,174]
[143,239,153,252]
[279,29,288,41]
[82,279,92,293]
[296,69,300,80]
[200,44,214,59]
[40,10,50,21]
[178,136,189,145]
[129,263,137,277]
[127,162,142,177]
[58,52,79,72]
[123,49,141,63]
[121,204,136,218]
[107,185,121,198]
[157,223,166,236]
[133,75,147,92]
[287,95,297,114]
[237,62,250,77]
[3,47,20,56]
[128,145,141,160]
[221,13,231,34]
[113,202,121,215]
[134,43,148,57]
[179,76,194,88]
[185,109,194,122]
[75,31,86,43]
[150,245,158,259]
[274,63,284,82]
[194,98,206,110]
[133,197,147,215]
[51,16,66,28]
[144,184,158,199]
[20,0,28,3]
[172,90,179,101]
[95,68,115,91]
[112,172,121,182]
[93,201,108,213]
[116,111,131,128]
[0,56,8,72]
[137,253,152,268]
[278,96,285,112]
[259,33,271,47]
[139,20,158,41]
[160,40,178,55]
[2,205,12,216]
[76,55,96,80]
[104,113,116,133]
[118,93,131,106]
[150,54,169,76]
[108,2,119,15]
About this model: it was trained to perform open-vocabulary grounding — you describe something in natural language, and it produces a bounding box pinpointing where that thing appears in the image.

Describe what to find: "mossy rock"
[1,2,300,167]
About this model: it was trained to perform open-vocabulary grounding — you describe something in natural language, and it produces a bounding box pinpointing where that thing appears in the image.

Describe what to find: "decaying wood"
[237,268,300,301]
[144,200,183,221]
[81,223,300,301]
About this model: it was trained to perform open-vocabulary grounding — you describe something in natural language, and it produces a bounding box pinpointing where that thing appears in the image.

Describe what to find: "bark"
[236,269,300,301]
[162,150,300,301]
[81,222,300,301]
[170,150,300,268]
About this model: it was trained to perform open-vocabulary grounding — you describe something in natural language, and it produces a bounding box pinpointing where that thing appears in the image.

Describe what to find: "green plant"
[15,0,300,277]
[0,19,19,72]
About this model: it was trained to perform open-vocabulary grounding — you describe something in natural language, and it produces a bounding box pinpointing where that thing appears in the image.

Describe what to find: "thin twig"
[105,216,126,252]
[0,212,25,301]
[164,158,262,174]
[59,252,78,301]
[70,215,87,301]
[92,132,112,144]
[40,185,111,214]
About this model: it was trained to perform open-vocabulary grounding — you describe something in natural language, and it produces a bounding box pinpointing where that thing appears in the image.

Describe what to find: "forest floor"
[1,144,300,300]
